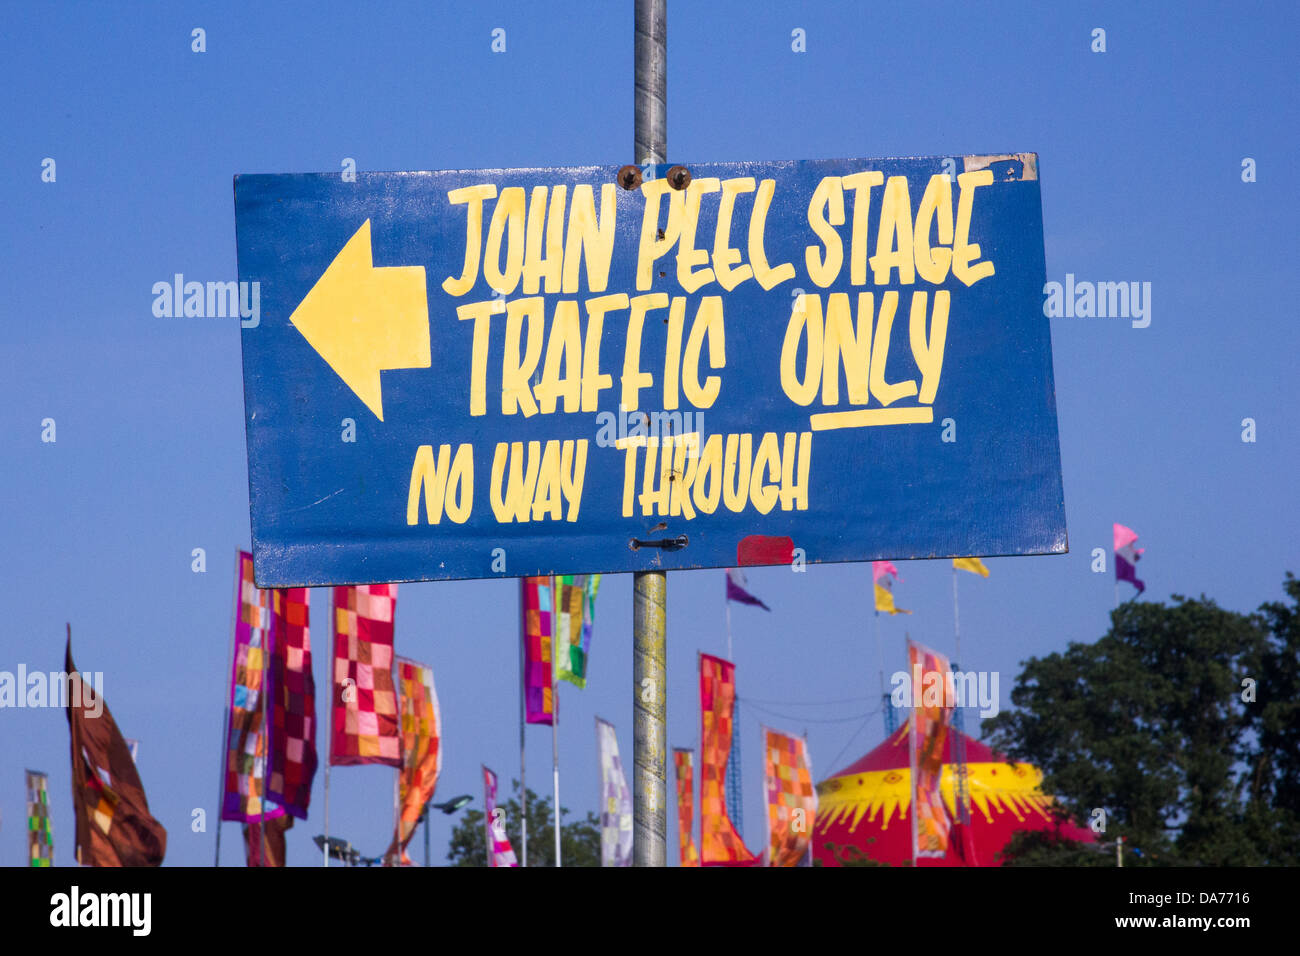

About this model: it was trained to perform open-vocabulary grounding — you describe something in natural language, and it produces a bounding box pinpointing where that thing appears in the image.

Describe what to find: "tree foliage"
[986,574,1299,866]
[446,781,602,867]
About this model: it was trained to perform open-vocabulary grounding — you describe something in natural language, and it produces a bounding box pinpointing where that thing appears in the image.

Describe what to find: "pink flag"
[1114,523,1146,595]
[483,765,518,867]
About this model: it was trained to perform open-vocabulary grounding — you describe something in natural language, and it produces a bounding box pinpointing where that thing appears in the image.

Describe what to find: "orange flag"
[65,629,166,866]
[383,657,442,865]
[699,654,756,866]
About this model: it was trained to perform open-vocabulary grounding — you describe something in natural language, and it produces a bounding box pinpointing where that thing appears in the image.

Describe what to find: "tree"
[985,577,1299,866]
[447,781,602,867]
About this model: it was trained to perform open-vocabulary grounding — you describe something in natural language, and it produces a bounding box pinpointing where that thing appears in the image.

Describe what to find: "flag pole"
[951,566,972,838]
[257,597,272,869]
[518,578,528,867]
[725,594,732,661]
[391,767,400,866]
[874,606,888,736]
[323,587,333,867]
[214,549,241,867]
[632,0,668,868]
[550,574,562,867]
[952,566,961,667]
[908,673,919,869]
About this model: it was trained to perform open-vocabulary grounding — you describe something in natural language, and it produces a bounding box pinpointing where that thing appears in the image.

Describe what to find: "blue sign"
[234,154,1065,586]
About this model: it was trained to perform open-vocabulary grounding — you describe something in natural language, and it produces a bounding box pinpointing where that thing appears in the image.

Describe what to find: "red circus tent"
[814,722,1095,867]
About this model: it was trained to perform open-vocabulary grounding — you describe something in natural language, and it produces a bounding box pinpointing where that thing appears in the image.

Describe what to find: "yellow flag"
[952,557,990,577]
[874,583,911,615]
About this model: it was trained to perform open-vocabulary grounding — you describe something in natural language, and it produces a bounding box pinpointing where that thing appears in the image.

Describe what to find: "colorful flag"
[266,586,316,819]
[873,560,910,615]
[673,749,700,866]
[66,636,167,866]
[483,765,518,867]
[725,568,770,610]
[763,728,817,867]
[331,584,401,767]
[556,574,601,688]
[908,639,954,860]
[1114,523,1146,595]
[596,717,633,866]
[699,653,756,866]
[26,770,53,867]
[384,657,442,866]
[522,576,555,724]
[952,557,990,577]
[222,551,286,822]
[243,814,293,867]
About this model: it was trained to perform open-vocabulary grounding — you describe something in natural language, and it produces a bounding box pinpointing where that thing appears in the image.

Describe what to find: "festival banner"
[67,637,167,866]
[673,749,700,867]
[483,765,518,867]
[521,576,554,724]
[763,727,817,866]
[26,770,53,867]
[266,586,316,819]
[384,657,443,865]
[596,717,633,866]
[556,574,601,688]
[331,584,401,766]
[908,639,954,860]
[222,551,286,822]
[699,653,756,866]
[873,561,911,615]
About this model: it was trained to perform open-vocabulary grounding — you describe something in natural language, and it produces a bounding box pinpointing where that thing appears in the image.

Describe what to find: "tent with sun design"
[814,722,1095,866]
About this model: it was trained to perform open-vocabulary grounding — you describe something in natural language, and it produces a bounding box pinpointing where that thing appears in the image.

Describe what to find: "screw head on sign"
[667,165,691,190]
[617,165,643,190]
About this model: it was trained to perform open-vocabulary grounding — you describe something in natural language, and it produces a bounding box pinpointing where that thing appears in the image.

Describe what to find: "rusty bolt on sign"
[667,165,691,190]
[617,165,643,190]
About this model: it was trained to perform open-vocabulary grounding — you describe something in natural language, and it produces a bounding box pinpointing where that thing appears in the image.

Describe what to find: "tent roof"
[830,721,1006,778]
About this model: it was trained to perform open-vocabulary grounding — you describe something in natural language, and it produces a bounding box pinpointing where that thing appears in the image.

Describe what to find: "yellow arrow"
[288,219,430,421]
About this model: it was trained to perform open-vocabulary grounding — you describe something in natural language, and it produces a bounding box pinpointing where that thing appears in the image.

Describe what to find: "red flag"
[331,585,401,766]
[699,653,756,866]
[243,814,293,867]
[266,587,316,817]
[65,630,167,866]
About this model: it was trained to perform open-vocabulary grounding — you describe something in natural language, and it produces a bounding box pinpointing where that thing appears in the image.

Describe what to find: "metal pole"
[633,571,667,866]
[323,589,333,867]
[257,611,271,869]
[952,567,961,666]
[214,550,241,867]
[633,0,668,869]
[551,575,562,867]
[518,578,528,867]
[634,0,667,168]
[725,598,732,661]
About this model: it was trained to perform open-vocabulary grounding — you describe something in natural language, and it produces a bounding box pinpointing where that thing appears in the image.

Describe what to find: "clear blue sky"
[1,1,1296,867]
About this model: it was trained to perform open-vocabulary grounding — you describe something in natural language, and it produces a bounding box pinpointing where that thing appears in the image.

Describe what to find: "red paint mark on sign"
[736,535,794,567]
